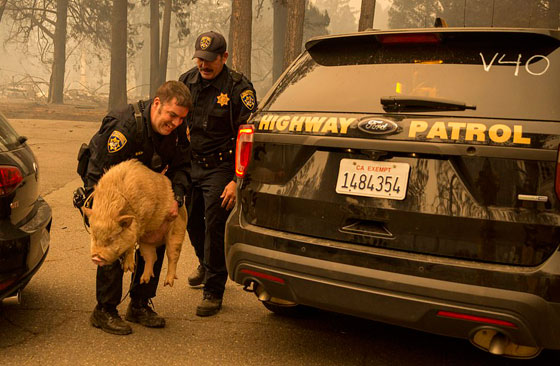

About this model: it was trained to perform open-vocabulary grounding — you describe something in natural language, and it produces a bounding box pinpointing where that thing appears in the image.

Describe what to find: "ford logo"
[357,118,399,135]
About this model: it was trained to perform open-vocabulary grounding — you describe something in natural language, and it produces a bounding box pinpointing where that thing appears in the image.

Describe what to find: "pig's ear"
[117,215,134,229]
[83,207,92,217]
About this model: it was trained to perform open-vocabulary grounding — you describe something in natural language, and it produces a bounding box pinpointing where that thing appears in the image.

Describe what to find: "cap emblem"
[200,36,212,50]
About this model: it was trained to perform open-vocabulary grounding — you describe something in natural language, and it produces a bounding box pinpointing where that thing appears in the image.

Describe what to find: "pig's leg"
[138,243,157,284]
[164,207,187,287]
[122,248,135,273]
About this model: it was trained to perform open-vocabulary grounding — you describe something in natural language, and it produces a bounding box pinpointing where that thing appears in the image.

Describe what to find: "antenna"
[528,1,535,28]
[491,0,495,27]
[464,0,467,27]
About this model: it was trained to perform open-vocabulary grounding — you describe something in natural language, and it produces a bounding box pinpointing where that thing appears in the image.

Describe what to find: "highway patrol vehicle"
[225,27,560,359]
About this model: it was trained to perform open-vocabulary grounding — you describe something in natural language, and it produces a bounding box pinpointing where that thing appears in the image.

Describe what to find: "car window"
[0,112,21,152]
[262,31,560,121]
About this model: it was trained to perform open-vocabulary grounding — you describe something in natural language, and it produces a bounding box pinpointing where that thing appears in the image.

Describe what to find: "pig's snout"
[91,254,107,266]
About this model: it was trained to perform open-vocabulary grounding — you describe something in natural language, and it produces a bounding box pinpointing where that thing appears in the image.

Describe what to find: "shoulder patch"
[107,130,127,153]
[240,89,255,110]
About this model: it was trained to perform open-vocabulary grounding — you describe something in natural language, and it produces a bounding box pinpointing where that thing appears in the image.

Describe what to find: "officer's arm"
[232,83,257,129]
[231,83,257,183]
[86,117,135,189]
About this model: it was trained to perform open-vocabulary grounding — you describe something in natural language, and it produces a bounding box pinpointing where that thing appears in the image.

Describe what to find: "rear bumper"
[0,197,52,300]
[225,211,560,350]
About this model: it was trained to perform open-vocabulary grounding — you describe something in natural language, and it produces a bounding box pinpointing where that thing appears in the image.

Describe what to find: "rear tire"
[261,301,314,317]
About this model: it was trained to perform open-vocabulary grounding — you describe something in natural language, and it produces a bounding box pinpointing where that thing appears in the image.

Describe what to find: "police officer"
[86,81,192,335]
[179,31,256,316]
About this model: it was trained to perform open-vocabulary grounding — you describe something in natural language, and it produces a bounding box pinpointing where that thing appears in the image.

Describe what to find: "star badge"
[216,93,230,107]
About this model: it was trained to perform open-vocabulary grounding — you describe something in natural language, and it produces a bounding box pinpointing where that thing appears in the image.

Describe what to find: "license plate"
[336,159,410,200]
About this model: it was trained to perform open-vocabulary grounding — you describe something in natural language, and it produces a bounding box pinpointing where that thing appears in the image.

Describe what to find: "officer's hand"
[220,181,237,210]
[167,200,179,221]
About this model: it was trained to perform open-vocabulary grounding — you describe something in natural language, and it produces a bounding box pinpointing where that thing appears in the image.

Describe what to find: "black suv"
[225,28,560,358]
[0,111,52,304]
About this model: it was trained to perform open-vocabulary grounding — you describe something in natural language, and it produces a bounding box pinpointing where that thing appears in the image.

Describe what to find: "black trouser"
[96,245,165,310]
[187,160,233,298]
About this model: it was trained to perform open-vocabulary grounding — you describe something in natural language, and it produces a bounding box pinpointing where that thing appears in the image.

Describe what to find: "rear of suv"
[0,111,52,304]
[225,28,560,358]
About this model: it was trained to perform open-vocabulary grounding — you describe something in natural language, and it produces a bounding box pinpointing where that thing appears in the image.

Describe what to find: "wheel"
[261,300,314,317]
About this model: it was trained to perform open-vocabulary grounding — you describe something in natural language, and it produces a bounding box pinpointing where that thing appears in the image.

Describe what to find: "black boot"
[90,305,132,335]
[188,264,206,287]
[196,292,223,317]
[125,299,165,328]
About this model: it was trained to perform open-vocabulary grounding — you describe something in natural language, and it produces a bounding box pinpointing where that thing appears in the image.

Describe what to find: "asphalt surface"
[1,118,559,366]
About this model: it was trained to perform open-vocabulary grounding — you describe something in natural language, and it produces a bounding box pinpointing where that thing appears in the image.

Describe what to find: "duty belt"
[192,149,234,169]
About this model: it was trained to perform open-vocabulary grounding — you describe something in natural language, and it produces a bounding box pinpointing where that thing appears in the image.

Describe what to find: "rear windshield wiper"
[381,96,476,112]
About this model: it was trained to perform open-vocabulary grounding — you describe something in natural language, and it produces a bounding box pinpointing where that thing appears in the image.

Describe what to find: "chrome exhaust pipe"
[2,290,22,306]
[488,332,508,355]
[255,284,271,302]
[470,328,542,359]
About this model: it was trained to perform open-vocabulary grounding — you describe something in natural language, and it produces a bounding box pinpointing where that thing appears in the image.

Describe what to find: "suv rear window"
[0,112,21,152]
[262,31,560,121]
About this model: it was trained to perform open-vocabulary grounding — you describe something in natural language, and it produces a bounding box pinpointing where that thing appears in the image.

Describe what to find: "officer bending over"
[85,81,192,335]
[179,31,257,317]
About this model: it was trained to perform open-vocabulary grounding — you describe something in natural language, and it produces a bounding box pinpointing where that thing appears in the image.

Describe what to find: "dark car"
[0,111,52,304]
[225,28,560,358]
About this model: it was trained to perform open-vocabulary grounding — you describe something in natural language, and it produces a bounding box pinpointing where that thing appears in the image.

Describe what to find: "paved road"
[1,118,558,366]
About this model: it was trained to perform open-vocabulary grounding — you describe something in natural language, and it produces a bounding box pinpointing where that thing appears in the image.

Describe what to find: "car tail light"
[0,165,23,196]
[240,269,285,284]
[235,124,254,178]
[556,145,560,200]
[378,33,440,45]
[437,310,517,328]
[0,277,17,291]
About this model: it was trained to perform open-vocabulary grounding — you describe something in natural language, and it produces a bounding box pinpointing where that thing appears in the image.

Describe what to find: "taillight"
[0,277,16,291]
[235,124,254,178]
[437,310,517,328]
[0,165,23,196]
[556,145,560,200]
[378,33,440,45]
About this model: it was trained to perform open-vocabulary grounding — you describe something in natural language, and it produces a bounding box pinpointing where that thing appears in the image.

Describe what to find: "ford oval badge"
[357,118,399,135]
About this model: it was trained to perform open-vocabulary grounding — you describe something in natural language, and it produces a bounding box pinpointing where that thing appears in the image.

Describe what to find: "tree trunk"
[227,13,233,68]
[149,0,160,98]
[282,0,305,70]
[109,0,128,111]
[548,0,560,29]
[48,0,68,104]
[358,0,376,31]
[159,0,171,84]
[230,0,252,77]
[0,0,8,24]
[273,0,287,82]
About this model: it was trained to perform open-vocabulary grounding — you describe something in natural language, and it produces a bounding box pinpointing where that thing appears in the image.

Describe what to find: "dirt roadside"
[0,99,106,122]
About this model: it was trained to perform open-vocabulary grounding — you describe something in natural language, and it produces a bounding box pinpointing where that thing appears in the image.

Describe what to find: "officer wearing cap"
[85,81,192,334]
[179,31,257,317]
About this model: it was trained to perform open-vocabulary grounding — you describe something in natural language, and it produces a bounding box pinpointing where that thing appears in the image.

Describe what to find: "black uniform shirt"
[85,99,191,199]
[179,65,257,155]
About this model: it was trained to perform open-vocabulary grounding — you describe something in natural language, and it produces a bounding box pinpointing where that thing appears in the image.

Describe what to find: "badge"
[107,131,127,153]
[241,89,255,110]
[200,36,212,50]
[216,92,230,107]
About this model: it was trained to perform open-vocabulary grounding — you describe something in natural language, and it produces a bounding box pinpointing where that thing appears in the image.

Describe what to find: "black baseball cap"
[193,31,227,61]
